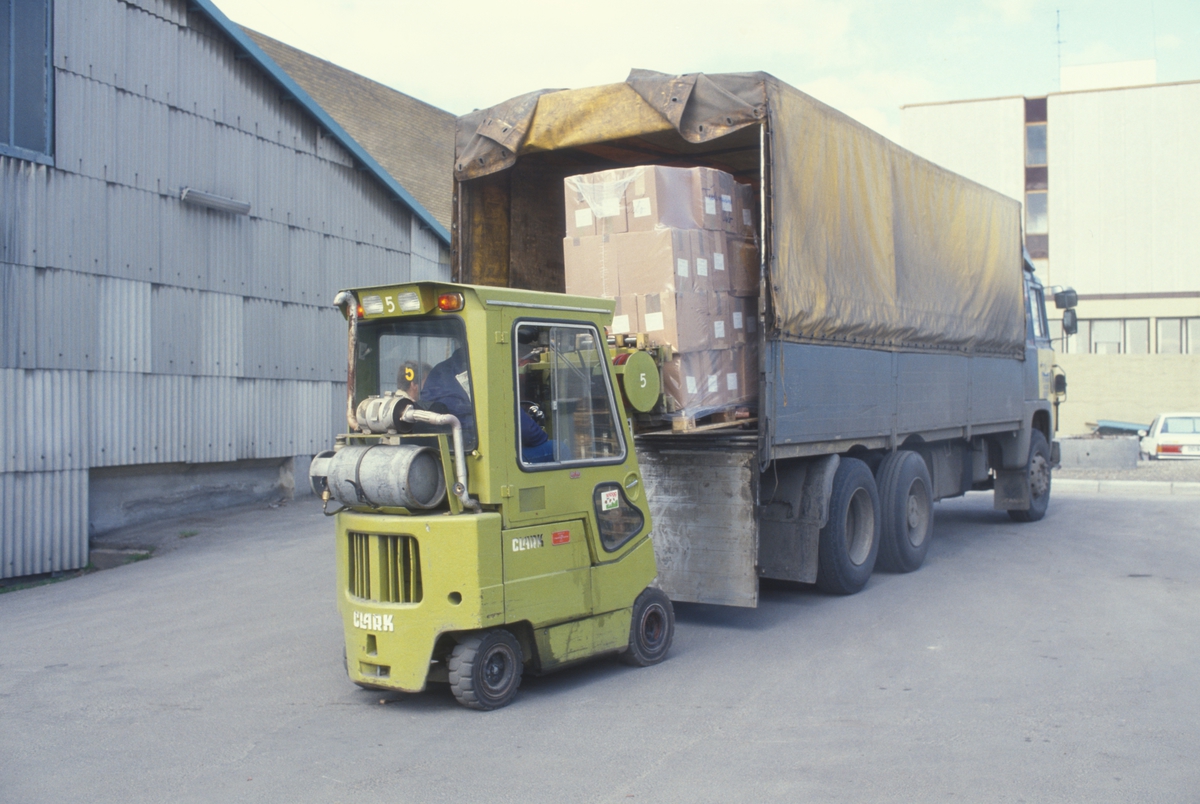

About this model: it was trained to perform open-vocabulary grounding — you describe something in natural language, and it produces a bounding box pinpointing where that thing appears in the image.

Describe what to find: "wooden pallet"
[671,408,756,434]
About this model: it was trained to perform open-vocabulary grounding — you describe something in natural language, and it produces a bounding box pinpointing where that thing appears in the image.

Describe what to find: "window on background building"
[1048,318,1063,350]
[1124,319,1149,354]
[1,0,53,162]
[1157,318,1181,354]
[1026,191,1048,235]
[1068,319,1089,354]
[1025,123,1047,167]
[1187,319,1200,354]
[1090,320,1122,354]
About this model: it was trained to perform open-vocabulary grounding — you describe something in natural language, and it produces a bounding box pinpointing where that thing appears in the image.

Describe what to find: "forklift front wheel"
[448,629,523,711]
[620,587,675,667]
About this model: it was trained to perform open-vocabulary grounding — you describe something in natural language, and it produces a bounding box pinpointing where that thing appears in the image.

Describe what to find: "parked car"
[1139,413,1200,459]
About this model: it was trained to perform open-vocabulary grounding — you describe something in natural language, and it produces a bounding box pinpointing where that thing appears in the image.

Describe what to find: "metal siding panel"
[198,291,242,376]
[0,469,89,578]
[0,369,89,472]
[96,277,153,373]
[896,353,969,432]
[1,262,37,368]
[54,71,116,182]
[115,90,170,193]
[0,158,47,269]
[56,0,125,87]
[105,184,161,281]
[34,268,98,370]
[151,284,200,374]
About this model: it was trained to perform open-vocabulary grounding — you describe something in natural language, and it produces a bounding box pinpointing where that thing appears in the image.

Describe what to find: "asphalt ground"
[3,487,1199,803]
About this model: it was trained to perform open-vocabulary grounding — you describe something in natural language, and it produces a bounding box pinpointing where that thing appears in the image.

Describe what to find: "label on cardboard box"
[707,375,718,393]
[645,311,665,332]
[612,314,630,333]
[632,197,652,218]
[714,252,725,272]
[686,376,697,394]
[676,258,689,278]
[714,320,726,339]
[696,257,708,277]
[704,197,716,215]
[575,208,593,228]
[743,208,753,226]
[733,311,744,330]
[597,197,621,219]
[721,194,733,212]
[727,373,738,391]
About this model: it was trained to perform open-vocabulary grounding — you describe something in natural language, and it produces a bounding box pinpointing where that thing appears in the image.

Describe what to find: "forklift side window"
[514,322,627,469]
[592,482,645,552]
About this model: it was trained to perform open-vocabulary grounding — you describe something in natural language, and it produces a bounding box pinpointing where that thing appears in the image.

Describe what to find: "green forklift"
[310,281,672,710]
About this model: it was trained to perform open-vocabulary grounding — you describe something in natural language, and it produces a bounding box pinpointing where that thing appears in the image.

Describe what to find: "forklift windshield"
[358,316,478,451]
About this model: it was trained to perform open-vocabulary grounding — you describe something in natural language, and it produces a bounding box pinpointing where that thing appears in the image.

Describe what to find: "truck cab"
[311,282,672,710]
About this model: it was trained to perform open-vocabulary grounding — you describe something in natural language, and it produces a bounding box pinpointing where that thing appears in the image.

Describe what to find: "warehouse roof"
[243,29,456,233]
[189,0,450,243]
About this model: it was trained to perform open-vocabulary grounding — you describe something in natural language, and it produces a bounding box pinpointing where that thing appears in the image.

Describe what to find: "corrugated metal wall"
[0,0,450,578]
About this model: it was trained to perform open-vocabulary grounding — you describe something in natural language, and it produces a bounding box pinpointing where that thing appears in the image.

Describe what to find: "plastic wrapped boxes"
[563,165,760,419]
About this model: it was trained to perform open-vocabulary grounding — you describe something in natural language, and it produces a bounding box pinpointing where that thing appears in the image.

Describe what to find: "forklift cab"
[317,283,670,710]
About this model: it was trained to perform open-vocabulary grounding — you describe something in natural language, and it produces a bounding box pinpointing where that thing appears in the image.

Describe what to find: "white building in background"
[901,63,1200,435]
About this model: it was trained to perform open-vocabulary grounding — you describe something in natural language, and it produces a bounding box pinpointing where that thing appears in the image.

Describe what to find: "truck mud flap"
[637,439,759,608]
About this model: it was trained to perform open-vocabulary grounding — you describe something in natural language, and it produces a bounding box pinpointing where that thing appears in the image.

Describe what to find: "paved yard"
[2,488,1198,803]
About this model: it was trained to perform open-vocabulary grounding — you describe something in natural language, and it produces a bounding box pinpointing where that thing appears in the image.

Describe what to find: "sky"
[214,0,1200,141]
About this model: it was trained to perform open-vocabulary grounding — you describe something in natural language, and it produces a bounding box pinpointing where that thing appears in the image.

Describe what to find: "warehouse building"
[0,0,453,578]
[901,62,1200,435]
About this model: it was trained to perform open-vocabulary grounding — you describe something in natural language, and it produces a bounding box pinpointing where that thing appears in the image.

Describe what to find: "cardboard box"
[612,228,698,295]
[610,294,639,335]
[626,166,700,232]
[708,231,731,292]
[564,169,632,237]
[735,344,760,405]
[726,294,757,346]
[708,292,733,351]
[735,181,757,237]
[661,351,722,413]
[642,291,710,352]
[729,236,760,297]
[562,235,620,299]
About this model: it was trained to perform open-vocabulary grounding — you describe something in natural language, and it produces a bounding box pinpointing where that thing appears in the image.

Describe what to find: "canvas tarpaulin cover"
[455,70,1025,359]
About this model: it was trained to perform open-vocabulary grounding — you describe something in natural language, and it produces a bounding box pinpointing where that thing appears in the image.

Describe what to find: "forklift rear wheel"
[448,629,523,711]
[620,587,674,667]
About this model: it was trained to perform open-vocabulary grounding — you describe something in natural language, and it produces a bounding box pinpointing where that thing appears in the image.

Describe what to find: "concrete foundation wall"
[1053,353,1200,436]
[1058,436,1140,469]
[89,456,313,536]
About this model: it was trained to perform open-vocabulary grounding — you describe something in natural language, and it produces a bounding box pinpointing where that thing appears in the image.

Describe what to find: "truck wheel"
[875,451,933,573]
[1008,429,1051,523]
[620,587,675,667]
[448,630,523,711]
[816,457,880,595]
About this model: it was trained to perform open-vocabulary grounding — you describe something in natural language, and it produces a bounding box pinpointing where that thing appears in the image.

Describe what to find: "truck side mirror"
[1062,309,1078,336]
[1054,288,1078,309]
[1053,374,1067,394]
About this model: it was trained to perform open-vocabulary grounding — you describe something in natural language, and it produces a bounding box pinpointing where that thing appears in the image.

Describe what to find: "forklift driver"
[422,349,551,460]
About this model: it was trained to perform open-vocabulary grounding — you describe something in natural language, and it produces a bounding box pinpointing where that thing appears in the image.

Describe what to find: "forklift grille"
[347,533,423,604]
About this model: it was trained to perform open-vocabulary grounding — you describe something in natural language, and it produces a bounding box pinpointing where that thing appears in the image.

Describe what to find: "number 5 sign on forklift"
[310,70,1075,710]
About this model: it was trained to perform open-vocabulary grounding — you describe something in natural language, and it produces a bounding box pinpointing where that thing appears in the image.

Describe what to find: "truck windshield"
[357,316,477,451]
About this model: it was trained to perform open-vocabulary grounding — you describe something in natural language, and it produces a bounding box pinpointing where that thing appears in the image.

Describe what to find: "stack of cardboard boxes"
[562,165,759,418]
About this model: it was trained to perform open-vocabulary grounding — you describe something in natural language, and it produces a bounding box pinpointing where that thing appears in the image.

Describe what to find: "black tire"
[815,457,881,595]
[875,450,934,573]
[448,629,523,711]
[620,587,674,667]
[1009,429,1052,522]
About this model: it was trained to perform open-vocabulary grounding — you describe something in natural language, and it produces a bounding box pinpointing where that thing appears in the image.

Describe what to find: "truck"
[310,70,1076,708]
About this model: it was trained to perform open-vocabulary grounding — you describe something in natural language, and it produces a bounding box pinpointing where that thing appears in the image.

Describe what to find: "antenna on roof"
[1055,10,1064,90]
